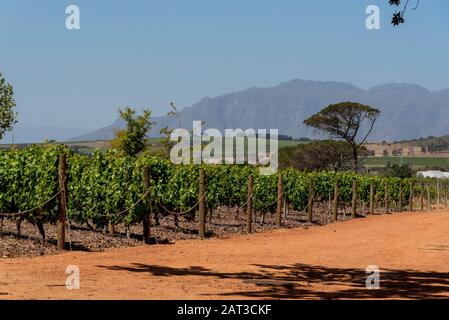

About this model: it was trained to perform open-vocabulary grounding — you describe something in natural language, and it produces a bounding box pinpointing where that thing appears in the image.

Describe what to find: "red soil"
[1,210,449,300]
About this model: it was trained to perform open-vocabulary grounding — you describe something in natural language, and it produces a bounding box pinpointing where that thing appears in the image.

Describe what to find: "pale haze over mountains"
[0,123,91,144]
[3,79,449,143]
[71,79,449,143]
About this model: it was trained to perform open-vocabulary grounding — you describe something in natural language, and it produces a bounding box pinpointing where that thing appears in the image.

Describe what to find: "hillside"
[70,79,449,142]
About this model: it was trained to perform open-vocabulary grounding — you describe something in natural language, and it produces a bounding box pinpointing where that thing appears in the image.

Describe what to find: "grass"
[362,156,449,168]
[278,140,304,148]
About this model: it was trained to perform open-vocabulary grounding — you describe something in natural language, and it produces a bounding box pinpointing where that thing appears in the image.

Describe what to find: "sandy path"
[1,210,449,300]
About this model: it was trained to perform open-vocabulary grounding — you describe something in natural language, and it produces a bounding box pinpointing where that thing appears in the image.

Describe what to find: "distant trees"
[111,107,153,157]
[381,163,413,178]
[303,102,380,172]
[278,134,293,141]
[426,143,449,153]
[415,137,449,153]
[278,135,311,142]
[279,140,368,171]
[0,71,17,140]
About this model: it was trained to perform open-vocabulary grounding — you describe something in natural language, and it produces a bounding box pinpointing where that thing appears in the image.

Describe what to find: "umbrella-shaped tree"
[303,102,380,172]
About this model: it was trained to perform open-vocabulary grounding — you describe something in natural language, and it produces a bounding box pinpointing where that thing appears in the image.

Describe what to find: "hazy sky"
[1,0,448,129]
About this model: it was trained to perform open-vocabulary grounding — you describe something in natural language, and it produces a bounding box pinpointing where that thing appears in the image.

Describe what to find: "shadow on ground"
[97,263,449,299]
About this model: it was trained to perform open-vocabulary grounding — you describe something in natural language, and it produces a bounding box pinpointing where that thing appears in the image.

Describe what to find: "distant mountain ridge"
[1,124,91,144]
[70,79,449,142]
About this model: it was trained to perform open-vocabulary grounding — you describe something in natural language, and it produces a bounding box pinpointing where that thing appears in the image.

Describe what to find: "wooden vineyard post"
[420,182,425,211]
[437,181,440,207]
[57,153,68,251]
[333,179,339,222]
[369,179,374,215]
[284,199,289,219]
[198,169,206,239]
[398,181,403,213]
[427,184,432,211]
[308,178,314,224]
[442,184,446,207]
[246,175,253,234]
[351,179,357,219]
[143,166,151,244]
[444,185,447,208]
[276,173,283,228]
[108,220,115,235]
[384,181,389,214]
[408,181,413,212]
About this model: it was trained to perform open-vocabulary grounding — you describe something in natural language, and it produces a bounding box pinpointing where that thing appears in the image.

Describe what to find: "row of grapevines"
[0,145,62,221]
[0,146,444,226]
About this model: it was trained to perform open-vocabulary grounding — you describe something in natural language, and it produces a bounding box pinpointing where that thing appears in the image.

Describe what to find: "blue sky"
[1,0,448,129]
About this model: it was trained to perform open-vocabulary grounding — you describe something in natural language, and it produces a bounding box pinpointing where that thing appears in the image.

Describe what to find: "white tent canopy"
[416,170,449,179]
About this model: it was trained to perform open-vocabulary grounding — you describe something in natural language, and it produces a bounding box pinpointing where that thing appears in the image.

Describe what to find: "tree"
[303,102,380,172]
[159,102,180,159]
[381,163,413,178]
[111,107,153,157]
[279,140,368,171]
[389,0,420,26]
[0,71,18,140]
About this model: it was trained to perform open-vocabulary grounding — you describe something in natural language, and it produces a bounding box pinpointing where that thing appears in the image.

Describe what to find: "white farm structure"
[416,170,449,179]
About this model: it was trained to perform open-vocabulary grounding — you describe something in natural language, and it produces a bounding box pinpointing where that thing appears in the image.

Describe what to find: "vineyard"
[0,145,447,252]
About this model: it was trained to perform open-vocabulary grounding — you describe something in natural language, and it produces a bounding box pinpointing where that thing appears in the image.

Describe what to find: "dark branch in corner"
[389,0,420,26]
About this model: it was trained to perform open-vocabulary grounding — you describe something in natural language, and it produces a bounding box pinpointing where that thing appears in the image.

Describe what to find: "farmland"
[1,144,447,256]
[1,140,449,301]
[0,137,304,154]
[3,136,449,171]
[1,0,448,304]
[361,156,449,168]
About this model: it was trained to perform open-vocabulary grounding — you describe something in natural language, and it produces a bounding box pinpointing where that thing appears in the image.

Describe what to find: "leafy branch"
[389,0,420,26]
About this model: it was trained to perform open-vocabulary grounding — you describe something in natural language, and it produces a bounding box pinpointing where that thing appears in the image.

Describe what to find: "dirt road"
[1,210,449,299]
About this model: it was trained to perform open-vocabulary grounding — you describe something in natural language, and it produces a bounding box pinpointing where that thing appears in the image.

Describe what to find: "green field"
[278,140,304,148]
[362,156,449,168]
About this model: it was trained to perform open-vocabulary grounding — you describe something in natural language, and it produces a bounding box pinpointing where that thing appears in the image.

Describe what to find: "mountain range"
[0,124,91,145]
[66,79,449,142]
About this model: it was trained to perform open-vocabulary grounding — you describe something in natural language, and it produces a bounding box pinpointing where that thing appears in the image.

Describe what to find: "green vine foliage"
[0,145,63,221]
[0,146,442,227]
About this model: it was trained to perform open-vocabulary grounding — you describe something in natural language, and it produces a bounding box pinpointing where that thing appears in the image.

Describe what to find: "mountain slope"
[70,79,449,142]
[1,124,91,144]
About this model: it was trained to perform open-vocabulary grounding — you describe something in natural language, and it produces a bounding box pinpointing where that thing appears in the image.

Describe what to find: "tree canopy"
[279,140,368,172]
[111,107,153,157]
[303,102,380,171]
[0,71,18,141]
